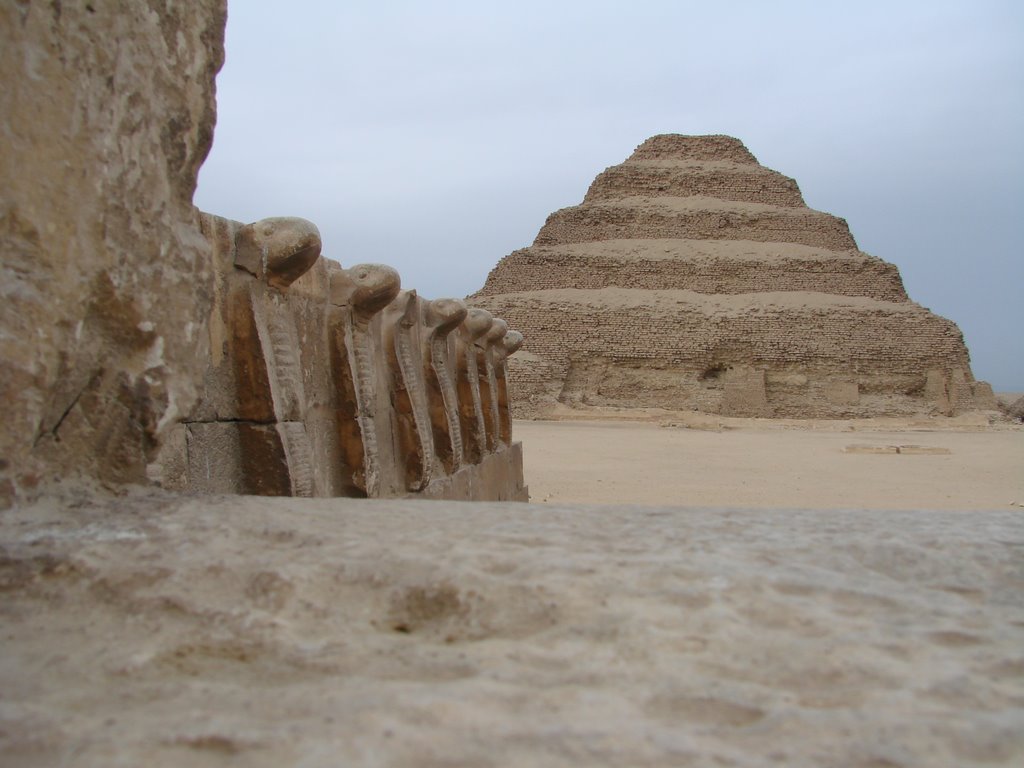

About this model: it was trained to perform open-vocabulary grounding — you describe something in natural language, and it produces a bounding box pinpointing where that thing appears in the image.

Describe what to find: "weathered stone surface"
[1,493,1019,765]
[0,0,228,504]
[473,135,993,419]
[1007,395,1024,422]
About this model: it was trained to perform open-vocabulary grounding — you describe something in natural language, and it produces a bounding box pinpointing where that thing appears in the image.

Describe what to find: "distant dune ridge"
[473,134,996,419]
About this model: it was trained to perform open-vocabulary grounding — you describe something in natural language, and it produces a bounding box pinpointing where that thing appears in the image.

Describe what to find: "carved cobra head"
[234,217,322,289]
[461,308,494,341]
[484,317,508,347]
[501,330,524,358]
[426,298,468,336]
[339,263,401,315]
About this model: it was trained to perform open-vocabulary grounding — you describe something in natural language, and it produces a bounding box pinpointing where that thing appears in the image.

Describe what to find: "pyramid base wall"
[507,357,992,420]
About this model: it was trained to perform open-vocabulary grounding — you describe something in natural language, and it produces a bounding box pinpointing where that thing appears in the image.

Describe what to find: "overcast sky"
[195,0,1024,390]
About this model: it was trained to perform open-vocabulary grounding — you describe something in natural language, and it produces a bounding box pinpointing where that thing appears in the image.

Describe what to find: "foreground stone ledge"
[1,493,1020,766]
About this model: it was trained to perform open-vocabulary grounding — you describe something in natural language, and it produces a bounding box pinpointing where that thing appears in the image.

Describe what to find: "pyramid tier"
[476,239,908,301]
[472,288,978,419]
[535,196,857,250]
[630,134,759,164]
[584,160,805,207]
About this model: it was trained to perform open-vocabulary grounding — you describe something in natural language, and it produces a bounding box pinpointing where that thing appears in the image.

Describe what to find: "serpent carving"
[328,263,400,497]
[457,308,493,464]
[384,291,435,491]
[175,215,527,500]
[423,298,468,473]
[494,330,523,447]
[480,317,508,452]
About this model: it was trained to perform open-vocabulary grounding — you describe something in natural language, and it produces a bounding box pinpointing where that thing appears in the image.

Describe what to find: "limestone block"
[948,368,975,415]
[721,367,770,417]
[0,0,227,503]
[970,381,998,410]
[924,369,951,416]
[826,381,860,406]
[185,422,291,496]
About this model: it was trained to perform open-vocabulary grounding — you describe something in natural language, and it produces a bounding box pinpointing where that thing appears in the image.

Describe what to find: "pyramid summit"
[472,134,994,418]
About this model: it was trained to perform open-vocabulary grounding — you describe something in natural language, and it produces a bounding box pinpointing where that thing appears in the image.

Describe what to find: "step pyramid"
[471,135,994,418]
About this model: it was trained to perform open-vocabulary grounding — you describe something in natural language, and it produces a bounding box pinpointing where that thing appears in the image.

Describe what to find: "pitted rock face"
[462,309,494,340]
[235,217,322,289]
[427,298,468,334]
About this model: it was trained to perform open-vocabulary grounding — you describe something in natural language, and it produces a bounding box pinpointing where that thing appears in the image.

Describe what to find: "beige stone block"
[826,381,860,406]
[971,381,998,410]
[722,368,769,417]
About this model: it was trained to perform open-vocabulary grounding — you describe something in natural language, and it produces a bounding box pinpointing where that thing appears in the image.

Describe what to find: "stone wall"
[0,2,527,505]
[473,134,992,419]
[483,288,975,419]
[157,214,528,501]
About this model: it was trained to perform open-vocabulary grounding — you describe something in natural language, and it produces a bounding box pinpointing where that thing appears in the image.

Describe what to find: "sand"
[516,414,1024,509]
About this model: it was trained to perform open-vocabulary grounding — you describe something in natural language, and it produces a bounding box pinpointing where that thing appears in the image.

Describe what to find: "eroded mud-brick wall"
[473,134,995,419]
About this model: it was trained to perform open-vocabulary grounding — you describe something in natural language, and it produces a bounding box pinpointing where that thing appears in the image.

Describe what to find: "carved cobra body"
[423,298,468,473]
[329,263,400,497]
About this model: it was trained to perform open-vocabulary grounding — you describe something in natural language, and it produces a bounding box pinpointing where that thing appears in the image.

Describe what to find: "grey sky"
[195,0,1024,390]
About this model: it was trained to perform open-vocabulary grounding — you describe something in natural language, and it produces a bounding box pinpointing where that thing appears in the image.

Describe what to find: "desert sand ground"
[2,416,1022,766]
[517,412,1024,509]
